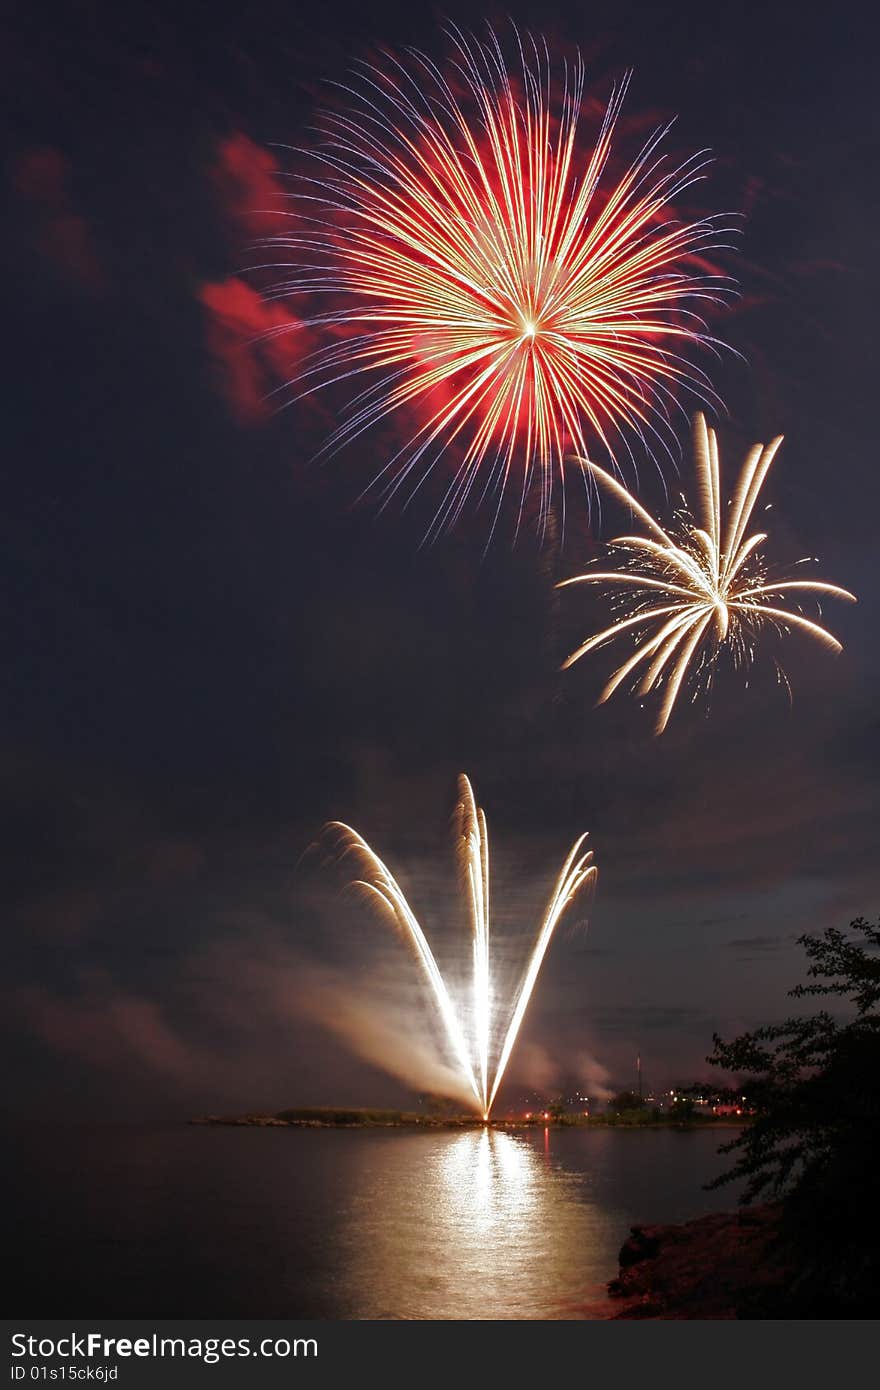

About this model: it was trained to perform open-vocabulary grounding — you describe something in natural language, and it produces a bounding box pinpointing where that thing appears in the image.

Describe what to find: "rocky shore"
[604,1205,789,1318]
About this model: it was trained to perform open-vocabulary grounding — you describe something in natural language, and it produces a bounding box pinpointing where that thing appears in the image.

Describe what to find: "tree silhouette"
[707,916,880,1314]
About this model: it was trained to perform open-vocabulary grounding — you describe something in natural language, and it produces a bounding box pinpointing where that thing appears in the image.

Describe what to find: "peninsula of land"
[190,1106,742,1130]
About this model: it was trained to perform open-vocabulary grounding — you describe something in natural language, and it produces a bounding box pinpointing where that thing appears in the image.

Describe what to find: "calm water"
[9,1124,739,1319]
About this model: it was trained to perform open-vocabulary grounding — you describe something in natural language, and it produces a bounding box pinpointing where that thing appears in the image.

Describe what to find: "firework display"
[324,775,596,1117]
[558,413,857,732]
[271,27,730,538]
[291,32,861,1113]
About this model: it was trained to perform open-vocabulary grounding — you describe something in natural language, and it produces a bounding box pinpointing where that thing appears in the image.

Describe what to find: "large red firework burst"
[269,27,733,540]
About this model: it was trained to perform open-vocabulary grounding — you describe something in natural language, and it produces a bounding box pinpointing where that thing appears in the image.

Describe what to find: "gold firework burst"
[559,414,857,732]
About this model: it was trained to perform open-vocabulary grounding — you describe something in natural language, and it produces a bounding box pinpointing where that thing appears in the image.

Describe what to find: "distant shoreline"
[190,1107,744,1130]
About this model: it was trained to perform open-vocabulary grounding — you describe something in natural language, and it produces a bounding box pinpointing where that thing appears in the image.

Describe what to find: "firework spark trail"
[332,821,483,1109]
[455,776,491,1115]
[488,831,596,1113]
[325,775,596,1117]
[559,413,857,732]
[266,25,734,540]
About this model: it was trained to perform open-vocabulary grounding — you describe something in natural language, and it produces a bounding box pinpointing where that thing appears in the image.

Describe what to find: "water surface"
[10,1124,739,1318]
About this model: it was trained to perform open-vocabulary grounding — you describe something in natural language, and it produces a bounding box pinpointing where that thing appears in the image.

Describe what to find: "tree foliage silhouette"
[707,916,880,1313]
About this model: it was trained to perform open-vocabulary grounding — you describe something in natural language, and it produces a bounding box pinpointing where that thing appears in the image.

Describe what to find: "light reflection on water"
[10,1124,737,1317]
[331,1128,618,1319]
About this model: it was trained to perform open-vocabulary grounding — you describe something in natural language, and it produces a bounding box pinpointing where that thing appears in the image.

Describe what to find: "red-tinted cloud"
[212,132,286,236]
[12,147,104,290]
[199,276,308,423]
[204,133,314,422]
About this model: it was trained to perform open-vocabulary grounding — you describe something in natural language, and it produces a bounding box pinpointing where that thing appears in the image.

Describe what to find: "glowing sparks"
[324,774,596,1117]
[558,414,857,732]
[269,26,732,539]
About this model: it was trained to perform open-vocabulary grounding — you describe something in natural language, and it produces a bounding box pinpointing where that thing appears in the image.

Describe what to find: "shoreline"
[189,1107,744,1131]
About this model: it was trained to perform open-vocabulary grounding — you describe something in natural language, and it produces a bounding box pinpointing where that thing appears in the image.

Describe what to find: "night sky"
[5,0,878,1120]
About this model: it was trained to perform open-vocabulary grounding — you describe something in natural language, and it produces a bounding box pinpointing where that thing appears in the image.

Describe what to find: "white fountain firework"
[324,775,596,1118]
